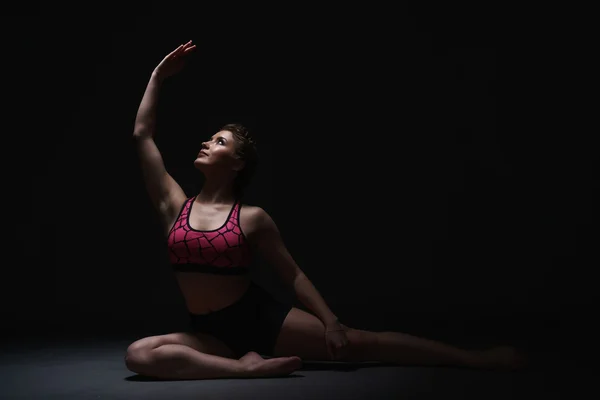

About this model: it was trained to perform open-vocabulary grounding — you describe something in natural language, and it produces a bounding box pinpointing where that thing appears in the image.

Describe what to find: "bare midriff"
[174,272,252,315]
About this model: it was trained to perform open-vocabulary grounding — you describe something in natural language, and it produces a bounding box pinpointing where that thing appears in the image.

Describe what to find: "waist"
[174,271,252,314]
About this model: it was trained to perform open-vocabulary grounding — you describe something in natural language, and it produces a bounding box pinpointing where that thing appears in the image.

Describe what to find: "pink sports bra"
[167,197,252,275]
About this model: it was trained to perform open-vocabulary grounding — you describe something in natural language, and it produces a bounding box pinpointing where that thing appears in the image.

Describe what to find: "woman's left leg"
[272,307,525,369]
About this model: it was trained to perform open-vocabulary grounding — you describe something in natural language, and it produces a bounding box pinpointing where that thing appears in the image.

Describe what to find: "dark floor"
[0,333,595,400]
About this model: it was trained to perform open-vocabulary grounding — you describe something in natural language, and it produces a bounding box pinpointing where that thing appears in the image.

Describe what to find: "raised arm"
[133,41,196,235]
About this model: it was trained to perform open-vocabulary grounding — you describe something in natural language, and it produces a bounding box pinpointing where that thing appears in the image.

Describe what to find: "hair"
[221,123,258,198]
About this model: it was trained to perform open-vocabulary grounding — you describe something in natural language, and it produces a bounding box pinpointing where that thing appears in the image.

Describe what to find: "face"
[194,130,243,172]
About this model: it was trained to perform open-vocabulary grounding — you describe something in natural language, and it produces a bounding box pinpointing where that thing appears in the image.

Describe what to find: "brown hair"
[221,123,258,198]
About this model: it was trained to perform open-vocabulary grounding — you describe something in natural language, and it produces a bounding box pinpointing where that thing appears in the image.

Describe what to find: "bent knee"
[126,333,185,356]
[126,339,152,359]
[124,338,161,373]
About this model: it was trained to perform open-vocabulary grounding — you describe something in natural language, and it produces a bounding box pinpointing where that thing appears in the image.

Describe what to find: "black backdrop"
[2,8,596,358]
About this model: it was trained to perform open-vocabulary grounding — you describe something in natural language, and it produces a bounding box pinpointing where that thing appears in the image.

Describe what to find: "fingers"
[329,343,348,361]
[168,44,184,58]
[167,41,193,56]
[181,40,195,51]
[333,346,342,360]
[170,41,196,58]
[329,345,341,361]
[182,40,196,53]
[184,44,197,53]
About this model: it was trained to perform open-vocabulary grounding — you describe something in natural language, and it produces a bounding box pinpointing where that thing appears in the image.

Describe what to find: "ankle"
[237,357,261,376]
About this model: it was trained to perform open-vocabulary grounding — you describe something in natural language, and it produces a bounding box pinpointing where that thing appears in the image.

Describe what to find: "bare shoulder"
[238,204,276,238]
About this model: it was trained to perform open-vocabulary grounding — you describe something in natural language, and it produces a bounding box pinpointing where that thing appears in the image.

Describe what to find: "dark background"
[2,7,596,361]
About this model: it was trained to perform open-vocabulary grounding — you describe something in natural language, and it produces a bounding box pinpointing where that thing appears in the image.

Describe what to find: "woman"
[125,40,525,380]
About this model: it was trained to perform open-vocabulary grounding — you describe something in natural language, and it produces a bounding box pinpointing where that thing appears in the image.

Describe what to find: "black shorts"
[187,281,292,358]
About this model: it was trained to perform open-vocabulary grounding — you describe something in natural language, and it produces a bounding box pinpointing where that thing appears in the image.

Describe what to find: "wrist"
[324,317,340,328]
[150,70,165,84]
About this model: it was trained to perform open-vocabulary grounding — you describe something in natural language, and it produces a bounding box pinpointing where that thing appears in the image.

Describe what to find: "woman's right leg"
[125,332,302,380]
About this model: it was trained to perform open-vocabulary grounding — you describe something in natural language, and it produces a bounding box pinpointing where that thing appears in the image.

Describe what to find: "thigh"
[127,331,237,359]
[272,307,374,361]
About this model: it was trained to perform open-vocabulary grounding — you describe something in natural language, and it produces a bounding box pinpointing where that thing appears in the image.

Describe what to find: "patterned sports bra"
[167,197,252,275]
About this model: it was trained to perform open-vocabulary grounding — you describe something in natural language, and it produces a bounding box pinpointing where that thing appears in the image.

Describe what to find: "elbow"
[133,128,143,138]
[282,269,304,287]
[133,129,151,140]
[293,270,305,282]
[133,123,153,138]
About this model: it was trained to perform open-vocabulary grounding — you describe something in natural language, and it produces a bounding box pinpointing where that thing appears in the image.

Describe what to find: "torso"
[165,197,259,315]
[174,272,251,314]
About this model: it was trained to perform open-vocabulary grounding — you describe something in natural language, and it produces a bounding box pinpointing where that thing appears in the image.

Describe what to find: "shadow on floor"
[123,361,393,382]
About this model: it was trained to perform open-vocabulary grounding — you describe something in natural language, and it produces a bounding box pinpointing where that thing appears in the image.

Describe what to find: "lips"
[199,151,208,157]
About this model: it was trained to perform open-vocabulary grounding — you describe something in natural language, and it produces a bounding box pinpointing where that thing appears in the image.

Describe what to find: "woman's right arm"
[133,41,196,232]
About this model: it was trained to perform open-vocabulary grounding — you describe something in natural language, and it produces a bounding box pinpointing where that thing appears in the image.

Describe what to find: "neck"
[196,177,237,205]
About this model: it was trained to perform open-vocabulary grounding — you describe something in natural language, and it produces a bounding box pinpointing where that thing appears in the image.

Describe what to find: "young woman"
[125,41,525,380]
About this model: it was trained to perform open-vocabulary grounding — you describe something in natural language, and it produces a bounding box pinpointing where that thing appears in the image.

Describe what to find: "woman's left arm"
[245,207,340,328]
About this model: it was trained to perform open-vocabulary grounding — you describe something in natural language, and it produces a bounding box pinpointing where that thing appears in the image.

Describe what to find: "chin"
[193,159,205,169]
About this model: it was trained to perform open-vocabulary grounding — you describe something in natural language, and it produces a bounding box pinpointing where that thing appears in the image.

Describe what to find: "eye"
[218,138,225,145]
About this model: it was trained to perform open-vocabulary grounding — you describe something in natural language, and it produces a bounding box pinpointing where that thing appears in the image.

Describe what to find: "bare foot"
[239,351,302,378]
[239,351,265,365]
[478,346,528,370]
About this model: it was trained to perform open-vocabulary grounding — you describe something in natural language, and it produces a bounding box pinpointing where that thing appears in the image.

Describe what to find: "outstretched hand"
[153,40,196,80]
